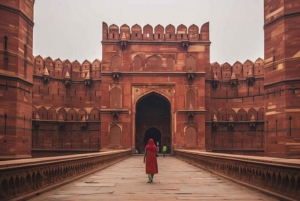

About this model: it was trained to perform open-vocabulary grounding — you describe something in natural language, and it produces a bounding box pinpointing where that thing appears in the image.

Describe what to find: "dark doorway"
[135,92,171,154]
[144,127,161,152]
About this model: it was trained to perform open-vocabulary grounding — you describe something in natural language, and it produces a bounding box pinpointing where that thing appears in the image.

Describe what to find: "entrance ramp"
[28,156,277,201]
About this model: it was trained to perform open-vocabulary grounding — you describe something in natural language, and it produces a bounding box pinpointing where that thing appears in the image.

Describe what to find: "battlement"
[211,58,264,81]
[102,22,209,41]
[33,55,101,80]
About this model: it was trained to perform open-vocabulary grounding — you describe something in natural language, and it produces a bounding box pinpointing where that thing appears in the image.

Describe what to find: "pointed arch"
[254,58,264,76]
[165,24,175,40]
[154,24,164,40]
[34,55,44,75]
[146,54,162,70]
[44,57,54,76]
[38,106,47,120]
[258,107,264,121]
[110,87,122,108]
[188,24,199,40]
[66,108,77,121]
[111,55,122,70]
[90,107,100,120]
[131,24,142,40]
[57,108,66,121]
[227,108,237,121]
[78,109,87,120]
[185,88,196,109]
[47,107,57,120]
[177,24,187,40]
[218,108,226,121]
[185,125,197,147]
[143,24,153,40]
[237,108,247,121]
[110,125,121,145]
[133,54,142,70]
[167,55,174,70]
[120,24,130,40]
[232,61,243,79]
[221,62,232,80]
[248,108,258,121]
[243,60,254,78]
[186,55,196,71]
[71,60,81,79]
[54,58,63,77]
[108,24,119,40]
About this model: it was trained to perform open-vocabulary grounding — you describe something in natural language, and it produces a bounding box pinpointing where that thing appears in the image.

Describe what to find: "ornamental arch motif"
[185,88,196,109]
[110,125,121,145]
[111,55,122,70]
[110,87,122,108]
[185,125,197,148]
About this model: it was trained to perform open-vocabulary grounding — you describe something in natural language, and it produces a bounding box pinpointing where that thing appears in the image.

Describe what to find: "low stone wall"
[0,149,131,201]
[174,149,300,201]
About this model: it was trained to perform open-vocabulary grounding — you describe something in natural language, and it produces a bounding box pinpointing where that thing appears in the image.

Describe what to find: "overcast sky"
[33,0,264,65]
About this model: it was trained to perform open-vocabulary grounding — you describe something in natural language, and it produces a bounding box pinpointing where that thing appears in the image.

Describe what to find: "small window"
[4,36,8,50]
[71,115,73,120]
[147,33,149,38]
[135,33,138,38]
[113,34,115,39]
[181,34,183,39]
[169,34,171,39]
[158,34,160,39]
[192,34,195,39]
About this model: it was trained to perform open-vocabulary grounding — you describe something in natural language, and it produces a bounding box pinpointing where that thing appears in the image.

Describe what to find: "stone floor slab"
[29,156,278,201]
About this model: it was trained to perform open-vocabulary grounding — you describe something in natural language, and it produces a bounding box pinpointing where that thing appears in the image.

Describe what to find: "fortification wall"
[208,58,265,154]
[31,56,102,152]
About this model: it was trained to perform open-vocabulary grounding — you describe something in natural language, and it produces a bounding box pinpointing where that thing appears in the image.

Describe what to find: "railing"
[0,149,131,201]
[174,149,300,201]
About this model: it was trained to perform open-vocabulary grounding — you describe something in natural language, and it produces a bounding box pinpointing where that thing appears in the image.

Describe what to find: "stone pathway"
[29,155,278,201]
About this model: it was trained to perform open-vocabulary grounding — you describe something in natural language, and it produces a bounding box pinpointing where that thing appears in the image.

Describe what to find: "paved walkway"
[29,155,278,201]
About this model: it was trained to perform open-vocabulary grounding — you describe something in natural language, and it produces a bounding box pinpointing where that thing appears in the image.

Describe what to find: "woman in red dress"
[143,138,158,183]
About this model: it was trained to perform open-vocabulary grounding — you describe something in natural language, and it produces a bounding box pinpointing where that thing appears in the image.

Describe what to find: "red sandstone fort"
[1,0,300,160]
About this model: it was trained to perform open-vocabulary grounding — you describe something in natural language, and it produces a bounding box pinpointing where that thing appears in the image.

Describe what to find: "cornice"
[102,40,211,45]
[0,73,33,86]
[0,4,34,26]
[264,57,300,69]
[264,11,300,29]
[264,78,300,88]
[101,71,206,76]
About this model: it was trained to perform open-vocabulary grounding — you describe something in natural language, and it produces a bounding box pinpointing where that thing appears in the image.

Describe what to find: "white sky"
[33,0,264,65]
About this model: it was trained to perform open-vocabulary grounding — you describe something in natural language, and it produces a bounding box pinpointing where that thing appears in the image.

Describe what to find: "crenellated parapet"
[210,58,264,87]
[33,56,101,82]
[102,22,209,42]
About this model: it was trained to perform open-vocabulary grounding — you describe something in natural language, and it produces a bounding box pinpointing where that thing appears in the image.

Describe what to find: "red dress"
[145,139,158,174]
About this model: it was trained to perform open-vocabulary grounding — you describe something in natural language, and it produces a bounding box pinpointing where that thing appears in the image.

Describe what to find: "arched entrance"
[135,92,171,154]
[144,127,161,152]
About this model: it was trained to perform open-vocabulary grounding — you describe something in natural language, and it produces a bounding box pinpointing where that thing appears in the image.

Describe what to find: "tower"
[264,0,300,157]
[0,0,35,159]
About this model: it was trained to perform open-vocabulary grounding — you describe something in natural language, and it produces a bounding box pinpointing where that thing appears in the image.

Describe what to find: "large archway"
[135,92,171,153]
[144,127,161,151]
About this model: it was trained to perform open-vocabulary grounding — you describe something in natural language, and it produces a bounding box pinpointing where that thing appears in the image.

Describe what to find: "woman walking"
[143,138,158,183]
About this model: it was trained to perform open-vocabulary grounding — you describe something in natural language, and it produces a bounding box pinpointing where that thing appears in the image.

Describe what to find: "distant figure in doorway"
[162,145,167,157]
[143,138,158,183]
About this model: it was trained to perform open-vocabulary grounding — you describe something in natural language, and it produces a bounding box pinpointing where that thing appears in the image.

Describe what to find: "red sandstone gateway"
[0,0,300,160]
